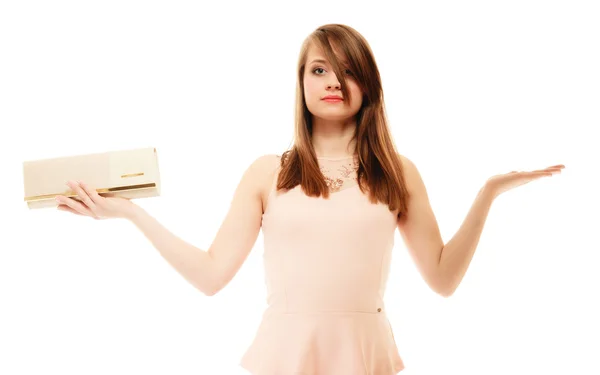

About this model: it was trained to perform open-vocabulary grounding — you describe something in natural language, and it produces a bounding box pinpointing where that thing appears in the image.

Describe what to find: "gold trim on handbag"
[23,147,161,209]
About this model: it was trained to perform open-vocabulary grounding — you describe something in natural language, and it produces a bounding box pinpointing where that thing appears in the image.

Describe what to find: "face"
[303,43,363,122]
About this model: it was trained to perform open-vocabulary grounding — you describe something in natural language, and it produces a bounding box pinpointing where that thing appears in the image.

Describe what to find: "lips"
[322,95,343,100]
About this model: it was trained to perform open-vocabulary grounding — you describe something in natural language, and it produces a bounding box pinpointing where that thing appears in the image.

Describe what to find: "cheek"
[304,76,318,99]
[350,84,363,107]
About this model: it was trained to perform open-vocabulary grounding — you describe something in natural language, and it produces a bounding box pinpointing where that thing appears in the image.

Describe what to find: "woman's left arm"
[398,156,564,297]
[436,184,496,297]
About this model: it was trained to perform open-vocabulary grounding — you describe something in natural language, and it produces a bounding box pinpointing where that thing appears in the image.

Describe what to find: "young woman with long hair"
[55,23,564,374]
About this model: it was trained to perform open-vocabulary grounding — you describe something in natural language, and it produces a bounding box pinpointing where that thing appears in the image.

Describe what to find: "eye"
[312,67,354,76]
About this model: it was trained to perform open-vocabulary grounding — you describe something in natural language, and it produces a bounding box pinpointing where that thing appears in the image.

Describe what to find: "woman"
[55,24,564,374]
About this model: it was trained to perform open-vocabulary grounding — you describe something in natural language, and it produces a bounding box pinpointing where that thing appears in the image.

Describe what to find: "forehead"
[306,44,348,65]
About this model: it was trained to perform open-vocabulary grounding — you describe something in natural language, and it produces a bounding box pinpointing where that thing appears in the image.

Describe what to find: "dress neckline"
[316,155,357,161]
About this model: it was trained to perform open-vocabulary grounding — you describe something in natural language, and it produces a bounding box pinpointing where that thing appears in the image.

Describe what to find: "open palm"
[486,164,565,197]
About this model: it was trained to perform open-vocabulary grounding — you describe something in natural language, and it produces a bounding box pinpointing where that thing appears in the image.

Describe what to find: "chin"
[314,113,352,122]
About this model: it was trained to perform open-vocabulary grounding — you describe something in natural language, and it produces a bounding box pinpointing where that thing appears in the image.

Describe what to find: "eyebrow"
[309,58,348,65]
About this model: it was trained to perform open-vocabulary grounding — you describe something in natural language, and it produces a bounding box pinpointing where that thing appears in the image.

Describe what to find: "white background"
[1,1,598,374]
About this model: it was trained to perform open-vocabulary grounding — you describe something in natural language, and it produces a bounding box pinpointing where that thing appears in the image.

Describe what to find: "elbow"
[205,278,224,297]
[194,280,218,297]
[197,252,222,297]
[436,273,455,298]
[201,281,216,296]
[202,265,232,297]
[440,278,458,297]
[438,286,454,298]
[436,263,456,298]
[200,280,220,297]
[203,270,226,297]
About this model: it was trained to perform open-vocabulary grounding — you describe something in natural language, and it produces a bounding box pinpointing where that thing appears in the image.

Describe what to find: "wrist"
[124,202,145,222]
[480,182,498,201]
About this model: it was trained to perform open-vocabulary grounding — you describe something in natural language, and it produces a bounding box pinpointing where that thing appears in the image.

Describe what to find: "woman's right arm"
[126,154,277,296]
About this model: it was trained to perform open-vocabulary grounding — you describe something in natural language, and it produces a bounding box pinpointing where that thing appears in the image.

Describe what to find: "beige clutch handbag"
[23,147,161,209]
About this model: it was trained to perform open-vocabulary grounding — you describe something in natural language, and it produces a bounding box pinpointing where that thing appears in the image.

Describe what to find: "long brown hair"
[276,23,410,216]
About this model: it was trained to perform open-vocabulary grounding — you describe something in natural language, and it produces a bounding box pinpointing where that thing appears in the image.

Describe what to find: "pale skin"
[55,44,565,297]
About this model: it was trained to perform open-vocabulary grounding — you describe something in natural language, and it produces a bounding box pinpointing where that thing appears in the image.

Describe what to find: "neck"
[311,116,357,158]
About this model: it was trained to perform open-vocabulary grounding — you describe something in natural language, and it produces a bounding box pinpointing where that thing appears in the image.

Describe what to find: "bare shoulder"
[243,154,279,178]
[247,154,281,213]
[396,152,421,219]
[397,152,417,192]
[398,152,413,170]
[253,153,281,171]
[395,152,435,226]
[250,154,281,183]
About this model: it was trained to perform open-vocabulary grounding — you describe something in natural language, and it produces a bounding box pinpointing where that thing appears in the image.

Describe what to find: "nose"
[327,77,341,90]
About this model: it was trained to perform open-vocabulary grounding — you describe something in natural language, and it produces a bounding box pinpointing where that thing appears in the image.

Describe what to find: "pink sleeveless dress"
[240,155,405,374]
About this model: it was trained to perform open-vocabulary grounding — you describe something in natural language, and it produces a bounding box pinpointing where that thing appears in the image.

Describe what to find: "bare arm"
[397,154,496,297]
[127,154,276,296]
[436,185,496,296]
[396,155,446,296]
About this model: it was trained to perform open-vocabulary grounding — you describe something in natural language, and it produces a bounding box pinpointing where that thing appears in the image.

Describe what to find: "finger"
[56,195,95,216]
[531,167,558,174]
[530,171,553,177]
[58,204,101,220]
[67,181,97,211]
[544,166,563,171]
[78,181,104,206]
[57,204,85,216]
[537,166,563,174]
